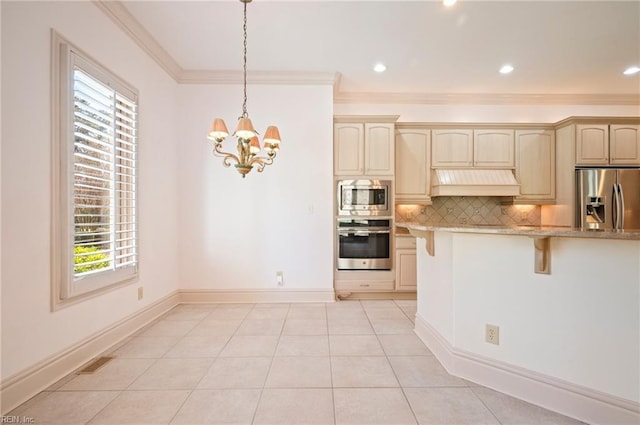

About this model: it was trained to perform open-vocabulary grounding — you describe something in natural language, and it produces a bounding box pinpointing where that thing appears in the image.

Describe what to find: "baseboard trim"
[0,291,180,414]
[178,288,336,304]
[414,314,640,425]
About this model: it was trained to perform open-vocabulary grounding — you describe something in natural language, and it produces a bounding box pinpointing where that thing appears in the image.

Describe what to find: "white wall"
[176,84,334,291]
[1,1,179,379]
[418,232,640,402]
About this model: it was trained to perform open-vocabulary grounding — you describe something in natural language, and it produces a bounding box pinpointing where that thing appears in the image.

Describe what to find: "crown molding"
[95,1,640,105]
[93,0,183,80]
[334,91,640,106]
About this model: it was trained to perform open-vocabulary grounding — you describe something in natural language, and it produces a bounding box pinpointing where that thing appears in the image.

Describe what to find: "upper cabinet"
[395,129,431,204]
[576,124,640,166]
[514,129,555,204]
[334,121,395,176]
[431,129,514,168]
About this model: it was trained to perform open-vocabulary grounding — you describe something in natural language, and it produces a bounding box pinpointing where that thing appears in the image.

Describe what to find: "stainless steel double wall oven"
[336,179,392,270]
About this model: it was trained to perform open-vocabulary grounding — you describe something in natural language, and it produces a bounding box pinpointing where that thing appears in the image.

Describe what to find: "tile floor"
[10,300,586,424]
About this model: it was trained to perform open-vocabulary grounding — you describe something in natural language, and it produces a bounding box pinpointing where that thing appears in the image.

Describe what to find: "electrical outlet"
[137,287,144,300]
[485,324,499,345]
[276,271,284,287]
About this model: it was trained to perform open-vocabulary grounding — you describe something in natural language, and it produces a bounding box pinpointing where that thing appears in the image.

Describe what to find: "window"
[52,32,138,307]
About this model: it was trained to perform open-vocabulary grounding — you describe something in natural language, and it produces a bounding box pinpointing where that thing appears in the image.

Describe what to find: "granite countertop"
[396,222,640,241]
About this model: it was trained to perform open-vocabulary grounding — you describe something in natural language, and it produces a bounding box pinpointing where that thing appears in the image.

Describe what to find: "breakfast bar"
[396,222,640,424]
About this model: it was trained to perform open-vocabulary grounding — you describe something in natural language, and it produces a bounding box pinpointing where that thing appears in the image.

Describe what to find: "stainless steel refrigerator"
[576,168,640,230]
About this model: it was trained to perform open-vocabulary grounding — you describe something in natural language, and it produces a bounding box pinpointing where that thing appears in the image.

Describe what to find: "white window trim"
[51,31,139,310]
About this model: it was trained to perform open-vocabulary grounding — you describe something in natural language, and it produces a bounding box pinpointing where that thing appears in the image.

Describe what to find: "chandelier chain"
[241,0,248,119]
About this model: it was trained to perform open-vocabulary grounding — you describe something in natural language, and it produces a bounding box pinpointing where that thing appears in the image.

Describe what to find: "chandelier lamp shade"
[206,0,281,178]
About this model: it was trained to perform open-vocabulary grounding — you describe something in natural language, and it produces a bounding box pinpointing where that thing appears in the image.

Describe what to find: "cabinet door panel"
[610,125,640,165]
[395,249,417,291]
[365,123,395,175]
[576,125,609,165]
[474,130,515,168]
[395,129,430,202]
[431,129,473,168]
[515,130,555,202]
[334,123,364,175]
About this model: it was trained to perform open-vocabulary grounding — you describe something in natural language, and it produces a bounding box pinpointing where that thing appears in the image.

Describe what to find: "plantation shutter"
[68,52,138,294]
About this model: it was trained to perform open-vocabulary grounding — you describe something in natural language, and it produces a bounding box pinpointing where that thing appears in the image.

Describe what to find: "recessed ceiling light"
[373,63,387,73]
[623,66,640,75]
[499,64,514,74]
[443,0,457,6]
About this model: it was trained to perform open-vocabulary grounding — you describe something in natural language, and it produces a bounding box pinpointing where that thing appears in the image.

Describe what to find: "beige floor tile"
[331,356,399,388]
[287,306,327,319]
[329,335,384,356]
[246,307,289,320]
[129,358,212,390]
[113,336,180,358]
[377,334,432,356]
[139,320,199,337]
[171,303,219,311]
[401,307,417,320]
[219,335,279,357]
[197,357,271,389]
[334,388,417,425]
[394,300,417,308]
[170,389,261,425]
[471,386,587,425]
[282,318,328,335]
[361,300,399,308]
[163,335,230,358]
[388,356,466,387]
[60,359,154,391]
[328,318,374,335]
[89,390,189,425]
[370,318,415,335]
[188,319,242,336]
[253,303,290,308]
[12,391,119,425]
[253,388,334,425]
[265,356,332,388]
[405,387,500,425]
[235,319,285,336]
[205,305,252,320]
[364,307,409,320]
[275,335,330,356]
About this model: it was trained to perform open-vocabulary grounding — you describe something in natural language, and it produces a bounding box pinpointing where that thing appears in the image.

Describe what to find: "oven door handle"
[338,230,391,236]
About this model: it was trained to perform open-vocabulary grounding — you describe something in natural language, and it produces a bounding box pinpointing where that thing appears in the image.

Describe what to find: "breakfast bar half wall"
[397,222,640,425]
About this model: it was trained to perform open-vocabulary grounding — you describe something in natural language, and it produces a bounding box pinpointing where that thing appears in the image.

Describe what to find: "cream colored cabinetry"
[431,129,473,167]
[514,130,555,204]
[395,129,431,204]
[474,130,515,168]
[395,236,416,291]
[334,123,394,176]
[576,124,640,166]
[432,129,514,168]
[610,125,640,165]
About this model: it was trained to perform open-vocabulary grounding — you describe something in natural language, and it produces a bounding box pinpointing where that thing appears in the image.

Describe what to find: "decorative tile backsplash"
[396,197,541,226]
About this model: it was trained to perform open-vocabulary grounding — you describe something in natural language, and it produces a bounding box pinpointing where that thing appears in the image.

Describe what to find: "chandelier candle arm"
[205,0,281,178]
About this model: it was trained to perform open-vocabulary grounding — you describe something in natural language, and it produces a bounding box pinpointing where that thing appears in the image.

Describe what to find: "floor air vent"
[78,356,114,374]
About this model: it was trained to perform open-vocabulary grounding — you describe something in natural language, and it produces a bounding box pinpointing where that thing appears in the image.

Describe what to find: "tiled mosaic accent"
[396,197,541,226]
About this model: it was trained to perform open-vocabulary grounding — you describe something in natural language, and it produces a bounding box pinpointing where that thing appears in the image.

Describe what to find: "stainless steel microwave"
[337,179,391,216]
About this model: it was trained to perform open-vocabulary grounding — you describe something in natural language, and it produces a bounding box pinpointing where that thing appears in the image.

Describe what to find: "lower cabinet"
[395,236,417,291]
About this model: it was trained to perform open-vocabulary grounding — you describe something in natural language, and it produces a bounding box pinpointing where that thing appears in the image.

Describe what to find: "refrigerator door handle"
[612,184,619,229]
[618,183,625,230]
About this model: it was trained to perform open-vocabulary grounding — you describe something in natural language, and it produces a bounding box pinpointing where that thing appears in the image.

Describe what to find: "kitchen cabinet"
[576,124,640,166]
[431,129,514,168]
[514,129,555,204]
[395,236,416,291]
[395,129,431,204]
[334,122,395,176]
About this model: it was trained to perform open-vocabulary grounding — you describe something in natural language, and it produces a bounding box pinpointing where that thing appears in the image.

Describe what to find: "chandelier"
[206,0,281,178]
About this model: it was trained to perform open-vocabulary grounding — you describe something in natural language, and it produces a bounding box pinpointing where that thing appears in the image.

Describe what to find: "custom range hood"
[431,169,520,197]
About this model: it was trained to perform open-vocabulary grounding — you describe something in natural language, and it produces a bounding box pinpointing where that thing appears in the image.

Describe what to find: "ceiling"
[118,0,640,100]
